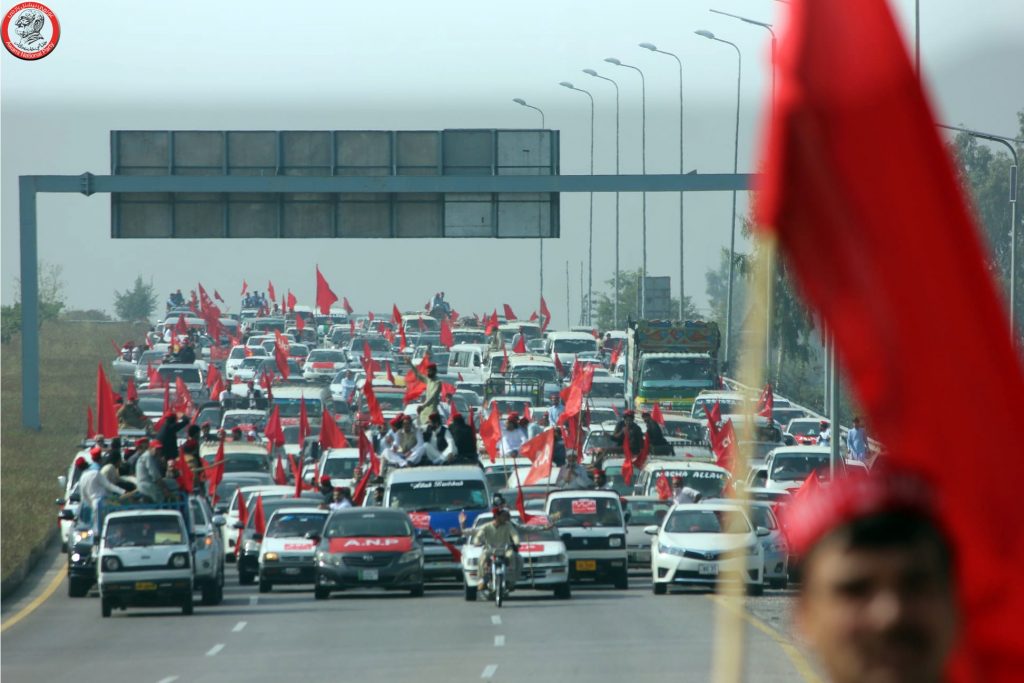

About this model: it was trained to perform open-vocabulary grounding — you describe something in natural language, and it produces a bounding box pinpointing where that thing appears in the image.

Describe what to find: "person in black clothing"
[551,427,567,467]
[642,412,673,455]
[200,422,219,443]
[175,340,196,364]
[447,414,479,465]
[611,410,644,454]
[157,413,190,464]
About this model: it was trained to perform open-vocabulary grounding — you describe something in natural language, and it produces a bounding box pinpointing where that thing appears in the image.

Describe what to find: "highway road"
[2,552,819,682]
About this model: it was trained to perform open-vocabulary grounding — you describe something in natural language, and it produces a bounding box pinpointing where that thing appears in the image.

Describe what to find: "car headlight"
[263,552,279,562]
[554,553,567,564]
[75,530,93,543]
[400,549,423,564]
[465,556,478,567]
[102,556,121,572]
[170,553,190,568]
[657,543,686,558]
[70,552,82,563]
[608,537,623,548]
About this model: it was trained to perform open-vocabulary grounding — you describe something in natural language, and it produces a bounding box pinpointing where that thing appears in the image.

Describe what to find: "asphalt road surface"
[2,556,819,682]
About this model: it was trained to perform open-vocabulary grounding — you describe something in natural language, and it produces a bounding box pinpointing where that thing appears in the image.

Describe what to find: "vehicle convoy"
[625,319,722,414]
[96,497,195,617]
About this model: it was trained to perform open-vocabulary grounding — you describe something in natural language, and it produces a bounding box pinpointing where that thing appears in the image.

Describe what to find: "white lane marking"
[156,677,179,683]
[481,665,498,679]
[490,614,502,625]
[249,596,258,606]
[232,621,247,633]
[206,644,225,657]
[494,635,505,647]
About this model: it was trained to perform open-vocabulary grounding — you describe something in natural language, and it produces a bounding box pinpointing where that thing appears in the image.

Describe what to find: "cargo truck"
[625,320,721,414]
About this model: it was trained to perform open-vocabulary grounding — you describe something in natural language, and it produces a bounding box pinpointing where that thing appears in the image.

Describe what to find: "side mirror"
[304,532,321,544]
[211,515,226,527]
[55,497,66,506]
[57,475,68,490]
[232,521,244,530]
[253,533,263,542]
[643,525,659,536]
[755,526,771,537]
[59,509,77,521]
[214,503,228,515]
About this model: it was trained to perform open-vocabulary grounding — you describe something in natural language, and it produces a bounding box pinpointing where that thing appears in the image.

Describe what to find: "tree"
[2,262,66,343]
[593,269,699,330]
[113,276,158,321]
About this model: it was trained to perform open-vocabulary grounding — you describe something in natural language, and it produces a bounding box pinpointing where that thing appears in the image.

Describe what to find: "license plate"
[284,567,301,575]
[575,560,597,572]
[134,581,157,591]
[358,569,379,581]
[698,563,718,576]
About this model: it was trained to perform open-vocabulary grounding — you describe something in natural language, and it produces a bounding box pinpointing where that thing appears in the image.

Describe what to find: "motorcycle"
[484,544,514,608]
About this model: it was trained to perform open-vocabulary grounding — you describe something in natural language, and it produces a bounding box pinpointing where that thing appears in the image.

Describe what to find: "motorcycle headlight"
[399,549,423,564]
[102,556,121,572]
[263,552,279,562]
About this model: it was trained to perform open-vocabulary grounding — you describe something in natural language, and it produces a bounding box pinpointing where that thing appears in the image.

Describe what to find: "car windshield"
[355,337,392,354]
[518,525,559,542]
[309,350,345,363]
[646,469,727,498]
[692,398,745,419]
[662,420,705,441]
[549,497,623,527]
[273,398,322,418]
[787,420,822,436]
[138,397,166,413]
[266,512,327,538]
[589,382,624,398]
[771,455,830,482]
[641,357,715,387]
[105,515,183,547]
[139,351,164,365]
[240,357,265,369]
[219,454,269,473]
[664,509,751,534]
[282,426,301,445]
[159,367,201,384]
[747,506,777,530]
[625,500,671,526]
[454,332,487,344]
[323,457,358,479]
[387,480,488,512]
[222,413,267,430]
[246,499,320,529]
[363,392,404,411]
[325,513,413,538]
[510,366,557,383]
[553,339,595,354]
[289,344,309,356]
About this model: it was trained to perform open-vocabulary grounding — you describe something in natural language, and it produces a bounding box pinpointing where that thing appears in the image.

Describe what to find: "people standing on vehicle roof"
[551,428,567,467]
[156,412,190,462]
[611,410,644,454]
[671,477,702,504]
[181,425,204,485]
[422,412,454,464]
[500,413,527,457]
[79,452,127,530]
[817,420,832,446]
[447,414,480,465]
[641,412,671,455]
[410,360,443,426]
[846,417,868,462]
[338,370,357,404]
[548,394,564,425]
[175,339,196,364]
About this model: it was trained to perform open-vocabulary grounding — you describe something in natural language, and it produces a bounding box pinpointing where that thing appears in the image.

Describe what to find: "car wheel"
[68,577,91,598]
[554,583,572,600]
[101,598,112,618]
[202,574,224,605]
[314,586,329,600]
[652,582,667,595]
[258,577,272,594]
[182,594,194,615]
[464,583,478,602]
[238,569,255,586]
[747,582,765,597]
[613,570,629,590]
[769,577,788,590]
[409,584,424,597]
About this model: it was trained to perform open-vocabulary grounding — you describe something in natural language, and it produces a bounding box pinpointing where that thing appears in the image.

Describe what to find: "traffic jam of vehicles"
[63,284,876,617]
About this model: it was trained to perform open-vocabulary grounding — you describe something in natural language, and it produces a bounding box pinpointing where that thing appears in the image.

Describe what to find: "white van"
[546,331,599,367]
[447,343,489,383]
[545,490,629,589]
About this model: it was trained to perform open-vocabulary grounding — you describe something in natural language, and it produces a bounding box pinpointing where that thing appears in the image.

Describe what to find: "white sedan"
[226,345,268,380]
[646,503,767,596]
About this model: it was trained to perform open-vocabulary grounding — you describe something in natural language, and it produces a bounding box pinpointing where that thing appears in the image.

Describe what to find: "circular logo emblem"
[3,2,59,60]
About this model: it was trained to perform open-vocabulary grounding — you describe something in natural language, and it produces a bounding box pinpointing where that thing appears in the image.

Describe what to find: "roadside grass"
[1,321,146,580]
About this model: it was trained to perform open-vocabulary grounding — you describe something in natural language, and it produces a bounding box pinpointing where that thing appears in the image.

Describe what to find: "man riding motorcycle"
[474,508,520,591]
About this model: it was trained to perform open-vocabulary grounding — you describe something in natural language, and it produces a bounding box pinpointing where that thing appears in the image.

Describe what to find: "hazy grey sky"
[2,0,1021,326]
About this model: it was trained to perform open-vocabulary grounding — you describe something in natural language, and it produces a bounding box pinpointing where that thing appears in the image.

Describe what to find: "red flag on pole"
[512,334,526,354]
[252,496,266,536]
[296,314,305,332]
[529,311,538,322]
[267,281,276,303]
[539,297,552,332]
[357,429,373,469]
[519,430,555,485]
[214,289,224,303]
[299,397,311,444]
[208,438,226,503]
[241,280,249,296]
[286,290,297,313]
[351,465,374,506]
[273,331,290,379]
[485,310,499,336]
[391,304,403,327]
[756,383,774,420]
[315,266,339,315]
[440,317,454,349]
[175,450,194,494]
[609,342,623,369]
[499,346,509,374]
[478,403,502,463]
[273,454,288,485]
[96,364,119,437]
[502,304,517,321]
[386,361,396,386]
[264,406,285,447]
[650,403,665,427]
[320,408,349,449]
[125,378,139,403]
[342,296,353,315]
[655,473,672,501]
[362,382,385,427]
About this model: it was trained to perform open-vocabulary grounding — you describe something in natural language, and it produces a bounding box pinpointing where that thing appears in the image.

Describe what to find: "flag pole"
[710,234,775,683]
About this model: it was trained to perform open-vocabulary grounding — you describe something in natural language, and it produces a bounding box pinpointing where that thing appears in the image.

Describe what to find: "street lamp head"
[638,42,657,51]
[512,98,527,106]
[695,29,716,40]
[604,57,622,65]
[582,68,598,77]
[559,81,574,89]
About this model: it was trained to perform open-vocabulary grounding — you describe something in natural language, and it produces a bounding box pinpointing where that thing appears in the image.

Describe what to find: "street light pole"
[512,98,547,306]
[584,68,621,328]
[639,42,686,320]
[696,30,743,368]
[559,81,596,325]
[605,57,648,318]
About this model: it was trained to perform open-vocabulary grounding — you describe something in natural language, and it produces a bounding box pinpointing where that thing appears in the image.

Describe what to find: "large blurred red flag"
[755,0,1024,679]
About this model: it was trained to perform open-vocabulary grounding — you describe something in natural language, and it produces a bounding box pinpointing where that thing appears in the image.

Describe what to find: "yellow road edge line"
[1,566,67,633]
[707,595,823,683]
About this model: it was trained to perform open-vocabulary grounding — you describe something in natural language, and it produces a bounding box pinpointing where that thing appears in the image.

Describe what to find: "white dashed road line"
[232,621,247,633]
[493,635,505,647]
[490,615,501,625]
[206,644,225,657]
[481,665,498,679]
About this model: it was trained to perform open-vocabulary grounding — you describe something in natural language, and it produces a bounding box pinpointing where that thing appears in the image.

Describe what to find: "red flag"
[267,281,276,303]
[273,454,288,485]
[609,342,623,369]
[174,451,194,494]
[529,311,538,322]
[621,438,634,485]
[705,401,722,425]
[499,346,509,375]
[96,364,119,437]
[174,376,194,417]
[299,398,311,444]
[708,418,738,474]
[478,403,502,463]
[264,406,285,447]
[241,280,248,296]
[512,334,526,354]
[259,369,274,400]
[273,331,290,379]
[285,290,296,313]
[86,406,95,439]
[349,319,356,338]
[520,430,555,486]
[539,297,552,332]
[296,314,305,332]
[386,361,396,386]
[650,403,665,427]
[522,403,532,422]
[205,364,223,392]
[756,383,774,420]
[447,397,461,424]
[208,437,226,502]
[351,464,374,506]
[553,353,564,377]
[174,314,188,336]
[485,310,499,336]
[634,432,651,473]
[320,408,349,449]
[515,484,538,525]
[357,429,373,468]
[368,311,375,322]
[125,378,138,403]
[655,473,671,501]
[398,324,407,351]
[391,304,403,327]
[403,356,430,404]
[429,528,462,563]
[315,266,339,315]
[439,317,454,349]
[252,496,266,536]
[503,304,517,321]
[362,382,385,427]
[214,289,224,303]
[416,317,426,332]
[342,296,353,315]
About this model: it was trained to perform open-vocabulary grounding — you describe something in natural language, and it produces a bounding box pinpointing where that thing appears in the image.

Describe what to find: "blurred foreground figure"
[789,475,957,683]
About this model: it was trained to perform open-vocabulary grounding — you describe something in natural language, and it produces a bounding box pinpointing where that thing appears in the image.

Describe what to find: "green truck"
[624,320,722,414]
